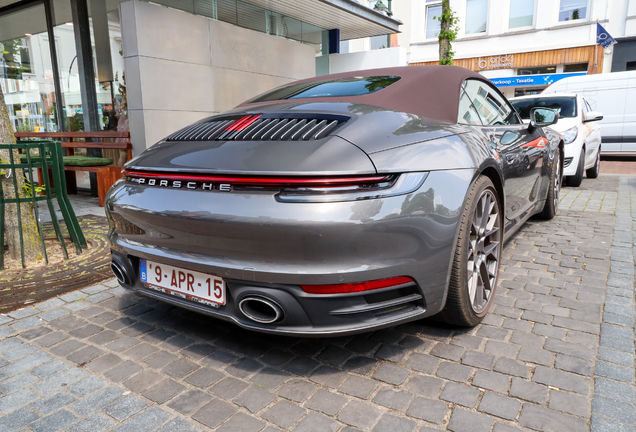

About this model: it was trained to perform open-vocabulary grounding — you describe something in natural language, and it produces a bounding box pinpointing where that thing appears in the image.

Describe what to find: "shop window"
[509,0,535,28]
[559,0,588,22]
[0,4,59,133]
[426,2,442,39]
[466,0,488,34]
[563,63,588,73]
[517,66,556,75]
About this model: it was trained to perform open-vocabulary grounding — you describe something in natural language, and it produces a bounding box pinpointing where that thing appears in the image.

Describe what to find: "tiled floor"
[39,192,105,224]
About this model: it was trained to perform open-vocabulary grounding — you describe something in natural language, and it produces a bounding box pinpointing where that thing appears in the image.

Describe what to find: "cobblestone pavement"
[0,174,634,432]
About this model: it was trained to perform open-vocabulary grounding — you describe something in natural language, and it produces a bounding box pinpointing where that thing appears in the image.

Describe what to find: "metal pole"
[70,0,100,133]
[594,43,598,70]
[43,0,66,132]
[70,0,101,195]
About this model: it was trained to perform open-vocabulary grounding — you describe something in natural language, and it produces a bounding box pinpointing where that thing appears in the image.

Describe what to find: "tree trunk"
[0,86,42,262]
[438,0,453,65]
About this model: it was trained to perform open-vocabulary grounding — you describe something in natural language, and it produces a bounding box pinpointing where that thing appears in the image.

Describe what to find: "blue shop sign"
[490,72,586,87]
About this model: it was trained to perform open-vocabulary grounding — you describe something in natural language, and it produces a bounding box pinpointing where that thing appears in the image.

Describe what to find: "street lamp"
[373,0,394,48]
[372,0,392,16]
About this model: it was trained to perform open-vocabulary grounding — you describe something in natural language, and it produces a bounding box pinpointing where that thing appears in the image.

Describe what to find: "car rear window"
[510,97,577,119]
[248,76,401,102]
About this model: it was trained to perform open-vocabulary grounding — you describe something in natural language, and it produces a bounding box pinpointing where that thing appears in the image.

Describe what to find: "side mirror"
[584,111,603,123]
[528,107,558,133]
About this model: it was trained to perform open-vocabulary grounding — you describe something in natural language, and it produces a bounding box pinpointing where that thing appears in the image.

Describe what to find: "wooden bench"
[14,132,132,207]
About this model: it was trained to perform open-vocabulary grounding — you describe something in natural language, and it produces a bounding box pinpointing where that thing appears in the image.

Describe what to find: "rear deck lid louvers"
[165,114,347,142]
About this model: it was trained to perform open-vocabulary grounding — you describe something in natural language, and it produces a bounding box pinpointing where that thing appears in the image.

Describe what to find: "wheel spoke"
[480,261,491,294]
[479,195,490,232]
[468,268,478,303]
[474,269,485,307]
[483,241,499,258]
[484,225,499,237]
[487,260,498,278]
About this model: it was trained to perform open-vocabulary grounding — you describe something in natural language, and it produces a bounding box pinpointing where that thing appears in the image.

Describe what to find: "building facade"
[397,0,636,97]
[0,0,400,153]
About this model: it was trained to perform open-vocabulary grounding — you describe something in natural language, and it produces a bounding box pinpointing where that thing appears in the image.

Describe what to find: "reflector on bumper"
[301,276,415,294]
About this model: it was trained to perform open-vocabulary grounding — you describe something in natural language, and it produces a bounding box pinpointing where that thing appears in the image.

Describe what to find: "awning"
[1,0,401,42]
[240,0,401,40]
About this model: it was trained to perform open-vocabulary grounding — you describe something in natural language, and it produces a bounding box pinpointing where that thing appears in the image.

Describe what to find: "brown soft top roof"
[238,65,491,124]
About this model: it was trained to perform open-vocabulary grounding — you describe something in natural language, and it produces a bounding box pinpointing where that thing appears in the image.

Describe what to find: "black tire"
[566,148,585,187]
[439,176,502,327]
[586,148,600,178]
[535,149,561,220]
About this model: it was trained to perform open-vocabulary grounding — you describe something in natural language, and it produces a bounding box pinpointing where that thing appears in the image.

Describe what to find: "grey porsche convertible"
[106,66,562,336]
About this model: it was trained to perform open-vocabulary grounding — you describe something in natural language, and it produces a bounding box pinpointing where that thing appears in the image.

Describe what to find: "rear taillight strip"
[301,276,416,295]
[275,172,428,203]
[123,170,391,187]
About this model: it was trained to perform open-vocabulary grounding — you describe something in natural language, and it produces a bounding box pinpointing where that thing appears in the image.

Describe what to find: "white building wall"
[328,47,407,74]
[409,0,623,64]
[626,0,636,35]
[398,0,636,73]
[322,0,634,74]
[120,0,315,153]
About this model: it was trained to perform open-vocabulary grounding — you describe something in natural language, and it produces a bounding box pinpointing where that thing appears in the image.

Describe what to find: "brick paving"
[0,173,634,432]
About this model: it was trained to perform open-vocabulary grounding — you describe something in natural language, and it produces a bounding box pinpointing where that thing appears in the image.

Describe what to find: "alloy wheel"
[466,189,501,314]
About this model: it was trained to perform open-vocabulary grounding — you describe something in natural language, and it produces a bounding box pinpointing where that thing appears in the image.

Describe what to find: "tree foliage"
[438,0,459,65]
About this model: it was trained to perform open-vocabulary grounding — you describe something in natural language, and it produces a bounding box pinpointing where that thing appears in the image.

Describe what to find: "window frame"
[557,0,591,23]
[425,1,443,40]
[507,0,537,30]
[464,0,489,35]
[460,79,522,126]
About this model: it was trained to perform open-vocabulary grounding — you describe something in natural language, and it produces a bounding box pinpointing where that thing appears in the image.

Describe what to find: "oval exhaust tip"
[239,297,283,324]
[111,261,128,285]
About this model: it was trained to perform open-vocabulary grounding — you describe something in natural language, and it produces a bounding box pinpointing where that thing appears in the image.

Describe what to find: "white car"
[510,93,603,186]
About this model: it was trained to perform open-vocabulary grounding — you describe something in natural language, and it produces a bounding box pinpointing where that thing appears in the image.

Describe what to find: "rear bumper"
[106,169,474,336]
[111,256,430,336]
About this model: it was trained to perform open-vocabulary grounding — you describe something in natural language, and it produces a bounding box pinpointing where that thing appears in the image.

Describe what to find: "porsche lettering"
[134,177,232,191]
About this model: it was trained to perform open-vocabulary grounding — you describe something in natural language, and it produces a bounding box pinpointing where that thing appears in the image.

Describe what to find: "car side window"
[458,90,483,125]
[462,79,520,126]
